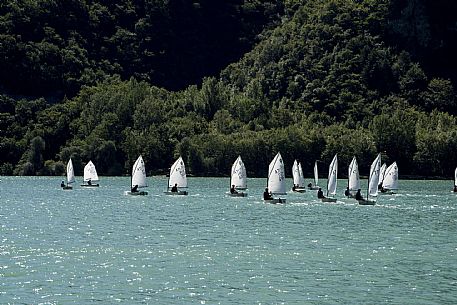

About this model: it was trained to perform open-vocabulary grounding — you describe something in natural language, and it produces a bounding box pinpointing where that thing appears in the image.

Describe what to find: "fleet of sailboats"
[165,156,188,195]
[56,153,421,204]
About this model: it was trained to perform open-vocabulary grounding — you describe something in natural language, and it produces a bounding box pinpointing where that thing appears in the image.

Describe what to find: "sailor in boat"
[88,178,92,186]
[61,180,65,188]
[171,183,178,193]
[317,187,324,199]
[263,187,273,200]
[292,184,296,192]
[230,184,238,194]
[131,185,139,193]
[380,186,387,193]
[355,189,364,201]
[344,187,350,197]
[307,182,313,188]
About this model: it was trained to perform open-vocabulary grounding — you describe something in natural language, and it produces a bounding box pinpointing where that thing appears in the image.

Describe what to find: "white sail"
[66,158,75,184]
[268,152,286,195]
[379,163,387,186]
[314,161,319,186]
[169,156,187,188]
[83,160,99,182]
[382,162,399,190]
[455,167,457,187]
[348,156,360,191]
[231,156,247,189]
[368,153,382,197]
[292,160,300,186]
[298,162,305,187]
[327,154,338,196]
[131,155,147,188]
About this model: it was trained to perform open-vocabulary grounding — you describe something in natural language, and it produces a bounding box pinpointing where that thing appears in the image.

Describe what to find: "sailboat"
[346,156,360,197]
[126,155,148,196]
[62,158,75,190]
[358,153,381,205]
[81,160,100,187]
[264,152,286,204]
[291,160,306,193]
[228,155,248,197]
[165,156,188,195]
[378,163,387,190]
[308,161,319,190]
[321,154,338,202]
[381,162,398,194]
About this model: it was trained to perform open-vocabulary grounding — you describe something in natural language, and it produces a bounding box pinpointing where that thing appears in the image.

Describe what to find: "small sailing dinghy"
[321,154,338,202]
[381,162,398,194]
[227,155,248,197]
[346,156,360,198]
[81,160,100,187]
[291,160,306,193]
[126,155,148,196]
[264,152,286,204]
[308,161,319,190]
[165,156,188,195]
[358,153,381,205]
[62,158,75,190]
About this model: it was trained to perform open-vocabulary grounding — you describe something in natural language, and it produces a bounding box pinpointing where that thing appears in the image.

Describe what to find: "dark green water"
[1,177,456,304]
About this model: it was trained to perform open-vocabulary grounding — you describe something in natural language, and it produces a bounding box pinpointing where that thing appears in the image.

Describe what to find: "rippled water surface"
[1,176,457,304]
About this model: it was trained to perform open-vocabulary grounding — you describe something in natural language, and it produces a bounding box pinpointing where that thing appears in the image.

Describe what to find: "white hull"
[164,191,188,196]
[125,191,148,196]
[380,189,396,195]
[226,192,248,197]
[291,188,306,193]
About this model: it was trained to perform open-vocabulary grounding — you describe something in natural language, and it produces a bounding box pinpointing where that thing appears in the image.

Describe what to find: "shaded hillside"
[1,0,457,179]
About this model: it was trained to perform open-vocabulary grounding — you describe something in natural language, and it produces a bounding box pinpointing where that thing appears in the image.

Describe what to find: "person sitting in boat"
[355,189,364,201]
[307,182,313,188]
[292,184,297,192]
[131,185,139,192]
[263,187,273,200]
[230,184,238,194]
[60,180,65,188]
[171,183,178,192]
[88,178,92,186]
[317,188,324,199]
[380,186,387,193]
[344,187,350,197]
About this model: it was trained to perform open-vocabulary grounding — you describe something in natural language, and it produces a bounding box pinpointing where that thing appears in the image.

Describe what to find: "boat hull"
[358,199,375,205]
[321,197,337,203]
[164,191,188,196]
[308,186,319,190]
[264,198,286,204]
[227,192,248,197]
[125,191,148,196]
[292,188,306,193]
[62,186,72,190]
[81,184,99,187]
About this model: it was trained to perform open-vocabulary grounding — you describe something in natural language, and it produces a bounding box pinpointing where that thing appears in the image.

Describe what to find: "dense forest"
[1,0,457,179]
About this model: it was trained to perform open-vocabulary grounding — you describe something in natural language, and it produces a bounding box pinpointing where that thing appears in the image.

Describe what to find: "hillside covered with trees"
[1,0,457,178]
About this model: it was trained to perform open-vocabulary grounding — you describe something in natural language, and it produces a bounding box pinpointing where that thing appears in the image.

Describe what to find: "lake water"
[1,176,456,304]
